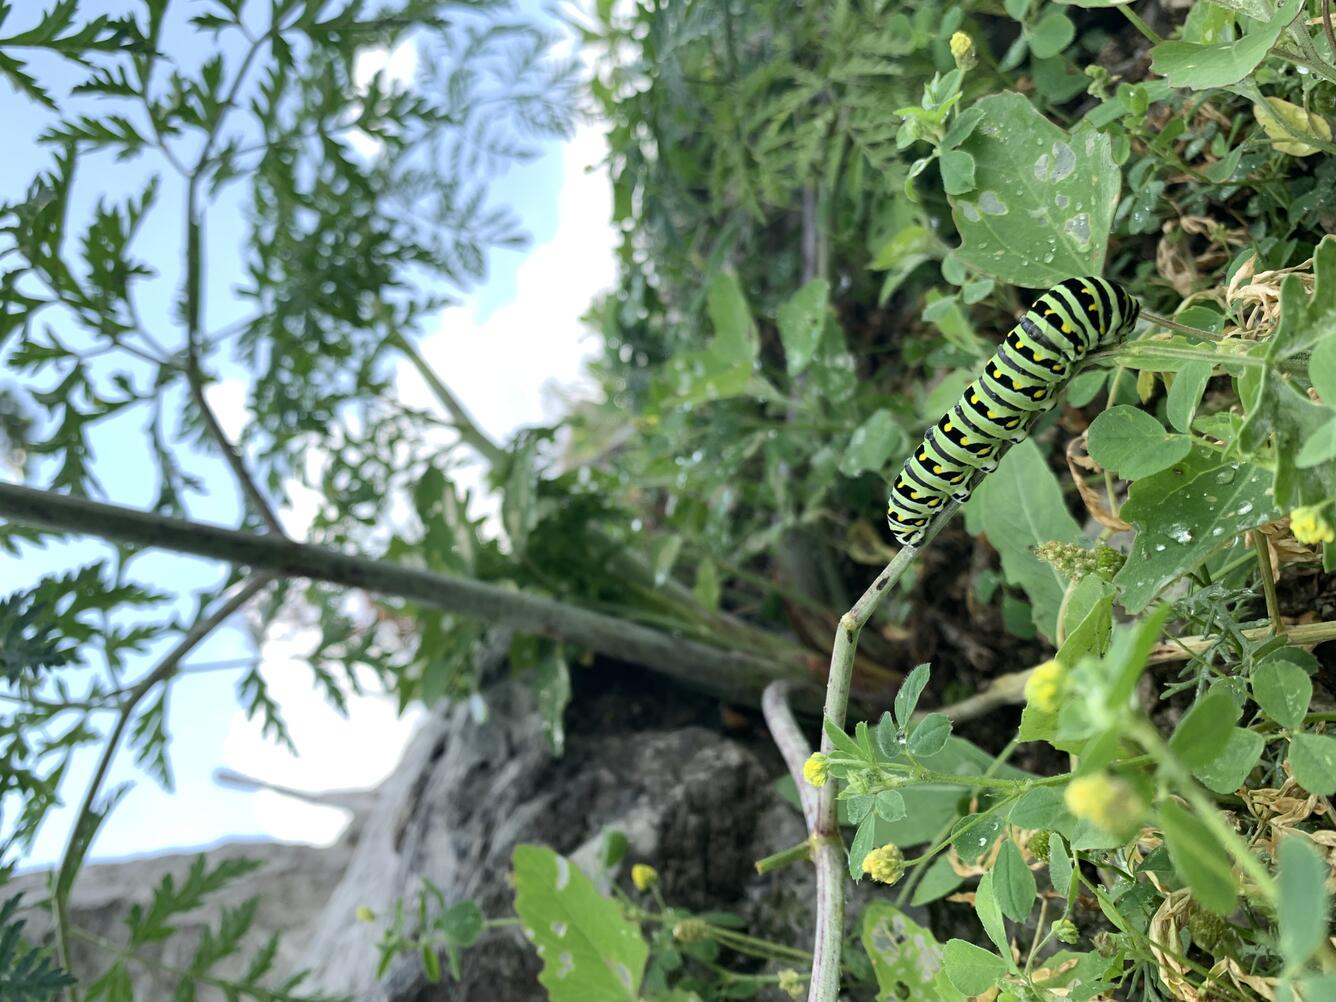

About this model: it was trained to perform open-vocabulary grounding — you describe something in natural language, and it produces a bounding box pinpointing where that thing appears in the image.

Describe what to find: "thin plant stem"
[1251,530,1281,635]
[1118,3,1162,44]
[53,575,274,1002]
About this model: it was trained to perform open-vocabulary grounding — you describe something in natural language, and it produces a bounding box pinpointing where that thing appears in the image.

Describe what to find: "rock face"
[17,660,828,1002]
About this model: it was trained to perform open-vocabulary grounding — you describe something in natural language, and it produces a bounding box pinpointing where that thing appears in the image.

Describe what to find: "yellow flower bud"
[1064,773,1144,840]
[631,863,658,891]
[862,843,905,886]
[1291,504,1335,546]
[778,969,805,999]
[802,752,829,788]
[355,905,376,923]
[672,918,709,943]
[949,31,977,71]
[1025,659,1066,714]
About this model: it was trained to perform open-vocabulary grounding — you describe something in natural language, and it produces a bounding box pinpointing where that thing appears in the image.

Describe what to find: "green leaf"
[940,149,976,195]
[1087,406,1193,480]
[849,816,877,881]
[1028,10,1075,58]
[908,713,953,757]
[1157,799,1237,915]
[974,870,1011,958]
[1114,449,1281,612]
[895,663,931,729]
[951,93,1118,285]
[862,904,964,1001]
[971,440,1084,640]
[1168,689,1241,768]
[1296,416,1336,468]
[824,718,865,759]
[942,939,1007,996]
[1278,836,1330,966]
[1010,787,1066,830]
[1149,0,1303,89]
[1252,656,1312,730]
[875,790,908,823]
[840,410,906,476]
[1049,835,1073,898]
[992,840,1037,922]
[1289,733,1336,796]
[1192,727,1265,794]
[1166,361,1213,434]
[777,278,830,376]
[1311,335,1336,403]
[511,845,647,1002]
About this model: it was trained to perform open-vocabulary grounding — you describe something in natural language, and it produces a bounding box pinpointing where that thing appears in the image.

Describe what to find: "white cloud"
[407,124,613,443]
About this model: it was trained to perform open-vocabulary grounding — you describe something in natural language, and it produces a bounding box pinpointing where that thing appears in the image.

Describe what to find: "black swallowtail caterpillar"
[886,277,1140,547]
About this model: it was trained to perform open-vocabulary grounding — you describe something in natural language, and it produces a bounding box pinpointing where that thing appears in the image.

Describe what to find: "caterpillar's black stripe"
[886,277,1140,546]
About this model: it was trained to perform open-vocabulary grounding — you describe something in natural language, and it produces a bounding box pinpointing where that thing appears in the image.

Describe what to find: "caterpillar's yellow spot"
[1007,419,1020,428]
[980,447,992,455]
[1088,304,1099,312]
[933,465,943,473]
[1061,324,1072,333]
[1082,286,1093,295]
[909,490,920,499]
[943,421,953,431]
[987,410,998,418]
[959,436,970,445]
[970,393,979,404]
[1045,309,1055,315]
[918,451,928,461]
[927,497,941,507]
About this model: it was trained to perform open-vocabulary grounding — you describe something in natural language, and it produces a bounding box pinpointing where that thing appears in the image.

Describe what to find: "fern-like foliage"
[0,893,75,1002]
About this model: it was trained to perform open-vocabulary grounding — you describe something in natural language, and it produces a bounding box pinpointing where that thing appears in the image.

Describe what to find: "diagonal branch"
[0,482,811,703]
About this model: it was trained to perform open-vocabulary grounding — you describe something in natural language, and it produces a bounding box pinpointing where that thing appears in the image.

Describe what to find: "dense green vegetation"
[2,0,1336,999]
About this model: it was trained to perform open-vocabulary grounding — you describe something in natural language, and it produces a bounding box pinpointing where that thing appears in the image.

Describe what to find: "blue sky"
[2,1,610,865]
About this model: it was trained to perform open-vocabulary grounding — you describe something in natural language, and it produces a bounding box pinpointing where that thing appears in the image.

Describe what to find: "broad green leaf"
[654,272,758,406]
[908,713,953,757]
[1252,656,1312,730]
[1087,406,1193,480]
[1115,449,1281,612]
[708,270,757,362]
[940,149,976,195]
[1278,836,1330,966]
[1168,689,1240,768]
[895,663,932,728]
[1029,10,1075,58]
[1166,360,1213,433]
[992,839,1037,922]
[875,711,900,760]
[862,903,964,1001]
[840,410,906,476]
[1149,0,1303,89]
[1011,787,1067,830]
[951,93,1118,285]
[943,940,1006,996]
[1157,800,1237,915]
[777,278,830,376]
[512,845,647,1002]
[973,870,1011,959]
[875,790,908,823]
[954,814,1006,865]
[971,440,1084,640]
[1192,727,1265,794]
[1289,733,1336,795]
[441,901,485,946]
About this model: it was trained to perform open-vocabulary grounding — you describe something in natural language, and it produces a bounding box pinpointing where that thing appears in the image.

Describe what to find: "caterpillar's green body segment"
[886,277,1140,546]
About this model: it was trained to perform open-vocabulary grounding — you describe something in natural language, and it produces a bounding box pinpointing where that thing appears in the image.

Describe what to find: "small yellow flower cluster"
[1024,659,1067,714]
[1063,773,1144,841]
[631,863,658,892]
[1291,504,1335,546]
[777,969,805,999]
[949,31,977,71]
[802,752,829,788]
[862,843,905,886]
